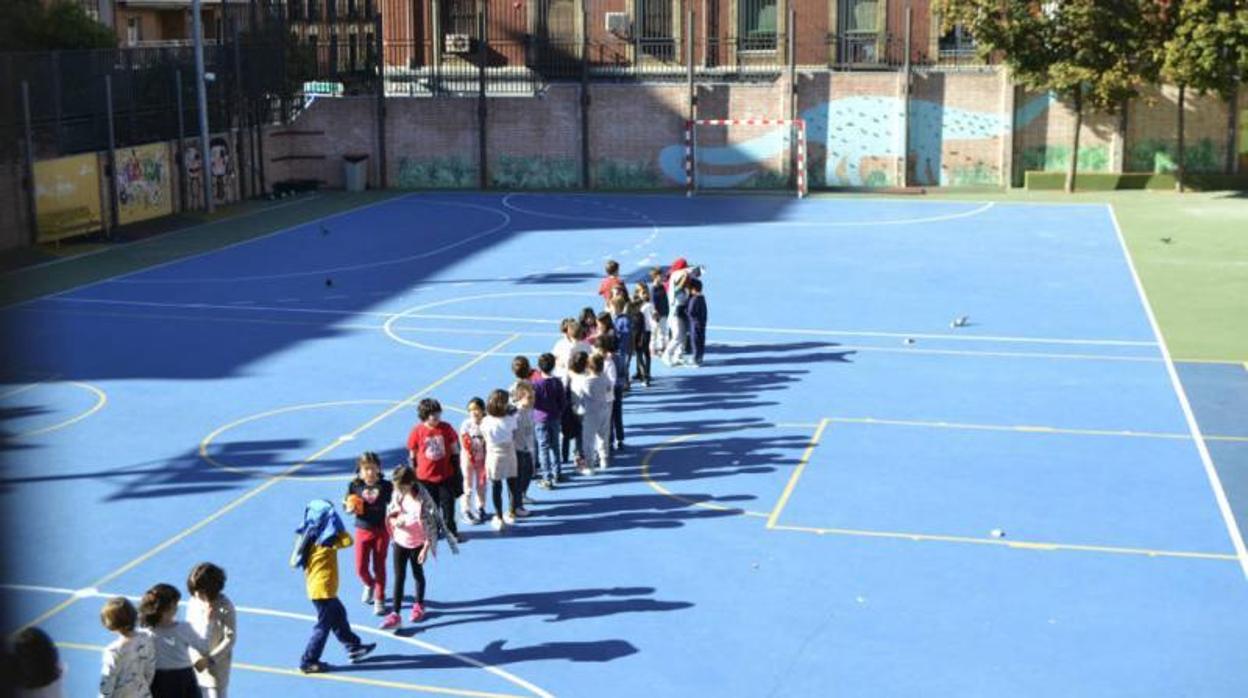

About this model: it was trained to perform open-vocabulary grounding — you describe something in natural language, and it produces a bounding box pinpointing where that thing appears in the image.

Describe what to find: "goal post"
[684,118,807,198]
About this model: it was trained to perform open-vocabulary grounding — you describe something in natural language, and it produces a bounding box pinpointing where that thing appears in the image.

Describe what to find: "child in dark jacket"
[686,278,708,367]
[345,451,394,616]
[532,353,567,488]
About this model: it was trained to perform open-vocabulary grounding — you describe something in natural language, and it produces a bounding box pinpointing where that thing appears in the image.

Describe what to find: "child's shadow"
[348,637,637,670]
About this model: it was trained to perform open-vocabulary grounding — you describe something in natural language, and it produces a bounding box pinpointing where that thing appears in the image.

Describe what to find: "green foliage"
[593,160,663,189]
[396,157,476,188]
[1021,145,1109,172]
[491,156,578,189]
[0,0,116,51]
[1159,0,1248,98]
[938,0,1151,111]
[947,162,999,186]
[1127,137,1220,173]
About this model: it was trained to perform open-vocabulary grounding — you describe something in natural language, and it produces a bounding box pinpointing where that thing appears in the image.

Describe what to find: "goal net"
[684,118,807,197]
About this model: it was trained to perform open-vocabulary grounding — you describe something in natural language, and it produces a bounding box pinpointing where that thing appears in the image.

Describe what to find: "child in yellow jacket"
[291,499,376,673]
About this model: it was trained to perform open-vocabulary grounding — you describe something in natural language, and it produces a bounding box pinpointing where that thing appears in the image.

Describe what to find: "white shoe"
[492,516,505,531]
[373,598,386,616]
[503,512,517,525]
[362,587,373,605]
[514,507,531,517]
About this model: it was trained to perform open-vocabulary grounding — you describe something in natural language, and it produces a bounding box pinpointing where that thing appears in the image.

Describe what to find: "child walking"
[406,398,462,542]
[687,277,709,366]
[138,583,212,697]
[381,465,458,630]
[185,563,236,698]
[633,283,655,386]
[581,353,615,471]
[532,352,566,489]
[458,397,488,525]
[291,500,376,674]
[510,380,537,514]
[98,597,156,698]
[345,452,393,616]
[566,351,591,474]
[482,389,521,529]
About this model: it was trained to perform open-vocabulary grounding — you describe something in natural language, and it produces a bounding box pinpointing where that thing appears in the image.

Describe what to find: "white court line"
[0,584,553,698]
[0,194,412,311]
[114,200,513,284]
[0,195,316,280]
[1106,204,1248,580]
[33,296,1159,351]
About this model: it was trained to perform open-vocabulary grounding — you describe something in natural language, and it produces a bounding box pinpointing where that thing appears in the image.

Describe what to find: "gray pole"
[21,81,38,245]
[104,74,119,233]
[193,0,214,212]
[901,4,912,188]
[175,68,188,212]
[375,12,387,188]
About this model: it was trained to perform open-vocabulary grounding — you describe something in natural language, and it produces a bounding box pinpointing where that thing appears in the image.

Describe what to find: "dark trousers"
[301,597,363,667]
[491,477,519,516]
[634,330,652,381]
[610,389,624,446]
[516,449,534,496]
[391,543,426,614]
[151,667,200,698]
[690,320,706,363]
[561,408,583,465]
[418,478,458,537]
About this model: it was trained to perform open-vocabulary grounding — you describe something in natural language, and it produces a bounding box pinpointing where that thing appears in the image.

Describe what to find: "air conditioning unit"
[444,33,472,53]
[605,12,630,37]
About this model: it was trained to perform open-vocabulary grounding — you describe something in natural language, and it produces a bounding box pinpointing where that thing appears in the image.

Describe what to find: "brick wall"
[1126,85,1234,173]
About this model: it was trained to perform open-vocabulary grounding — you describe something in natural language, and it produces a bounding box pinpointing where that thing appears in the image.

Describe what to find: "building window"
[836,0,879,64]
[639,0,676,61]
[738,0,777,51]
[126,17,142,46]
[939,24,976,62]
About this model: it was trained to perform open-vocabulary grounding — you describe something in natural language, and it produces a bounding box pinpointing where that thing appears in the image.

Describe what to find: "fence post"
[192,0,215,212]
[104,74,119,234]
[21,81,38,245]
[900,4,912,188]
[787,3,797,190]
[581,1,591,189]
[686,6,695,124]
[175,68,188,212]
[477,4,488,189]
[375,12,387,188]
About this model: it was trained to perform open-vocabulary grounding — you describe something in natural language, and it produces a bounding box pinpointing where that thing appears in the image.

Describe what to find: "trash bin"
[343,154,369,192]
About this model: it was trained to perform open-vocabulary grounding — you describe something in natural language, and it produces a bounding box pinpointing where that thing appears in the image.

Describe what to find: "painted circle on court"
[383,290,589,356]
[2,381,108,439]
[199,399,471,482]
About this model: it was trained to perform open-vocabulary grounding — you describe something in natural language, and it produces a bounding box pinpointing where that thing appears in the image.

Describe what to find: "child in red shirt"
[406,398,461,542]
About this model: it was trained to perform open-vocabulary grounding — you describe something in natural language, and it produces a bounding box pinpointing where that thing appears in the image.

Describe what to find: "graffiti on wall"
[1126,137,1220,173]
[116,143,172,225]
[593,159,664,189]
[492,156,578,189]
[656,93,1051,188]
[185,135,238,208]
[396,156,477,188]
[34,153,103,242]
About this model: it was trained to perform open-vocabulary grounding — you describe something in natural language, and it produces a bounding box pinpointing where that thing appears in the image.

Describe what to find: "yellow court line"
[639,433,767,518]
[11,382,108,438]
[55,642,524,698]
[768,524,1240,562]
[766,419,829,529]
[12,334,519,636]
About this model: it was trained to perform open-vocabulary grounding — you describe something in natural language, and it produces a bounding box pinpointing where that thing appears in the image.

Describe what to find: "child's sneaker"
[537,479,552,490]
[492,516,505,531]
[461,510,476,525]
[380,612,400,630]
[503,512,517,525]
[361,587,373,605]
[300,662,327,674]
[409,603,425,623]
[477,507,487,524]
[348,643,376,663]
[373,598,386,616]
[515,506,531,517]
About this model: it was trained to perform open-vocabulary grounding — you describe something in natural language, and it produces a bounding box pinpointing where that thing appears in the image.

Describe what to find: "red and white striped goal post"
[683,118,808,198]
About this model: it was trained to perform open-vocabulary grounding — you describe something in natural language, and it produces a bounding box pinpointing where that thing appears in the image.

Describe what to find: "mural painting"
[492,156,578,189]
[395,156,477,188]
[116,143,173,225]
[34,153,103,242]
[185,135,239,209]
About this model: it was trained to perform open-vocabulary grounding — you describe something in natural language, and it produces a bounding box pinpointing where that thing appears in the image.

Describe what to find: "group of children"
[4,259,710,691]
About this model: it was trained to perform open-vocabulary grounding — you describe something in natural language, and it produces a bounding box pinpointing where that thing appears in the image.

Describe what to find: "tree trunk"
[1227,82,1239,175]
[1065,89,1083,194]
[1176,84,1186,193]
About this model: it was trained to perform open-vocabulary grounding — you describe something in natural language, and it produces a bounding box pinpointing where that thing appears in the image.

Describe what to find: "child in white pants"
[580,353,614,471]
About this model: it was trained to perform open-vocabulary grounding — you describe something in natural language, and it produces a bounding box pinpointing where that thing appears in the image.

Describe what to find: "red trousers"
[354,526,389,598]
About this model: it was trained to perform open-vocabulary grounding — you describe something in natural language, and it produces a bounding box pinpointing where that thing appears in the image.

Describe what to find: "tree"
[939,0,1154,191]
[0,0,117,51]
[1155,0,1248,190]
